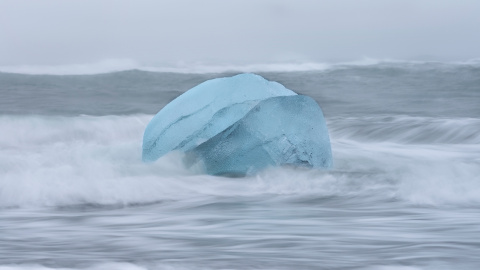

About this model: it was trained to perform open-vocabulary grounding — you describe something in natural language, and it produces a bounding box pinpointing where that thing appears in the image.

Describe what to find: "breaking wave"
[1,58,480,75]
[0,115,479,208]
[328,116,480,144]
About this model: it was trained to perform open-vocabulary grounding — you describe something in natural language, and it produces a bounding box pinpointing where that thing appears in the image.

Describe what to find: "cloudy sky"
[1,0,479,67]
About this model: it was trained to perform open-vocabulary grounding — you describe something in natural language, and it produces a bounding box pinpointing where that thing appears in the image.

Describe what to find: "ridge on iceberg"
[142,73,332,176]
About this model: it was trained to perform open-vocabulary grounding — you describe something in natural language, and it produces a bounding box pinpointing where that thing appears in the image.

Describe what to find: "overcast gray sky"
[1,0,479,67]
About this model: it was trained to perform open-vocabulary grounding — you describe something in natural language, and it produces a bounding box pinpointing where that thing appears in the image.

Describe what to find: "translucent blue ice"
[142,73,332,175]
[190,95,332,176]
[142,74,296,161]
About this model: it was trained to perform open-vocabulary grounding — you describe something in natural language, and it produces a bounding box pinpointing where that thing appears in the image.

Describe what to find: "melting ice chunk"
[189,95,332,176]
[142,73,296,161]
[142,73,332,175]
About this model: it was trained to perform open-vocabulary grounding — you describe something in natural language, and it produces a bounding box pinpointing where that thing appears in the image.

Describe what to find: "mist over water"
[1,61,480,269]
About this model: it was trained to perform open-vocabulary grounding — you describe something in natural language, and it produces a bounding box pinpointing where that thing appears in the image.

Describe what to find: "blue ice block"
[142,73,332,175]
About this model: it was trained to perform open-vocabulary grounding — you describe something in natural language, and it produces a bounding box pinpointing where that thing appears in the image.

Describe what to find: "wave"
[1,58,480,75]
[0,115,479,208]
[0,263,147,270]
[328,116,480,144]
[0,262,427,270]
[0,59,140,75]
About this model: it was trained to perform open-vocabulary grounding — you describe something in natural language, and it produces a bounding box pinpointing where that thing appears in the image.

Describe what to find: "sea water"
[1,61,480,269]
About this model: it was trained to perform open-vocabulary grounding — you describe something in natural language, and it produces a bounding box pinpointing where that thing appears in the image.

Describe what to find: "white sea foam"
[0,262,451,270]
[0,59,140,75]
[0,263,147,270]
[0,262,435,270]
[0,115,479,208]
[1,58,479,75]
[327,116,480,144]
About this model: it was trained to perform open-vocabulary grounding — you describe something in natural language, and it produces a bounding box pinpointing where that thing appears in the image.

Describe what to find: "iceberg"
[142,73,332,175]
[142,73,296,161]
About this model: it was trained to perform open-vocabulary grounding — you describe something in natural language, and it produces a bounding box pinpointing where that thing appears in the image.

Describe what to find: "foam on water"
[1,58,480,75]
[1,115,479,208]
[0,59,140,76]
[0,262,432,270]
[328,116,480,144]
[1,64,479,269]
[0,263,147,270]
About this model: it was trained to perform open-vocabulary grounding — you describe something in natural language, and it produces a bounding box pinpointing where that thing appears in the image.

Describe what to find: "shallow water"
[1,61,479,269]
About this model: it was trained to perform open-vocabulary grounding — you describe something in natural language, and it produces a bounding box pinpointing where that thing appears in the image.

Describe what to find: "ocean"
[1,61,479,270]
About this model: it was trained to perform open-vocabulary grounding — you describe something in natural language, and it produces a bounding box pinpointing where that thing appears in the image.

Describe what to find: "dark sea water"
[1,61,480,270]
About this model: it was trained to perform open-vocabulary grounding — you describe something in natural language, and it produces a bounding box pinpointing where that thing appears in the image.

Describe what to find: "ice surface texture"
[142,73,296,161]
[142,73,332,175]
